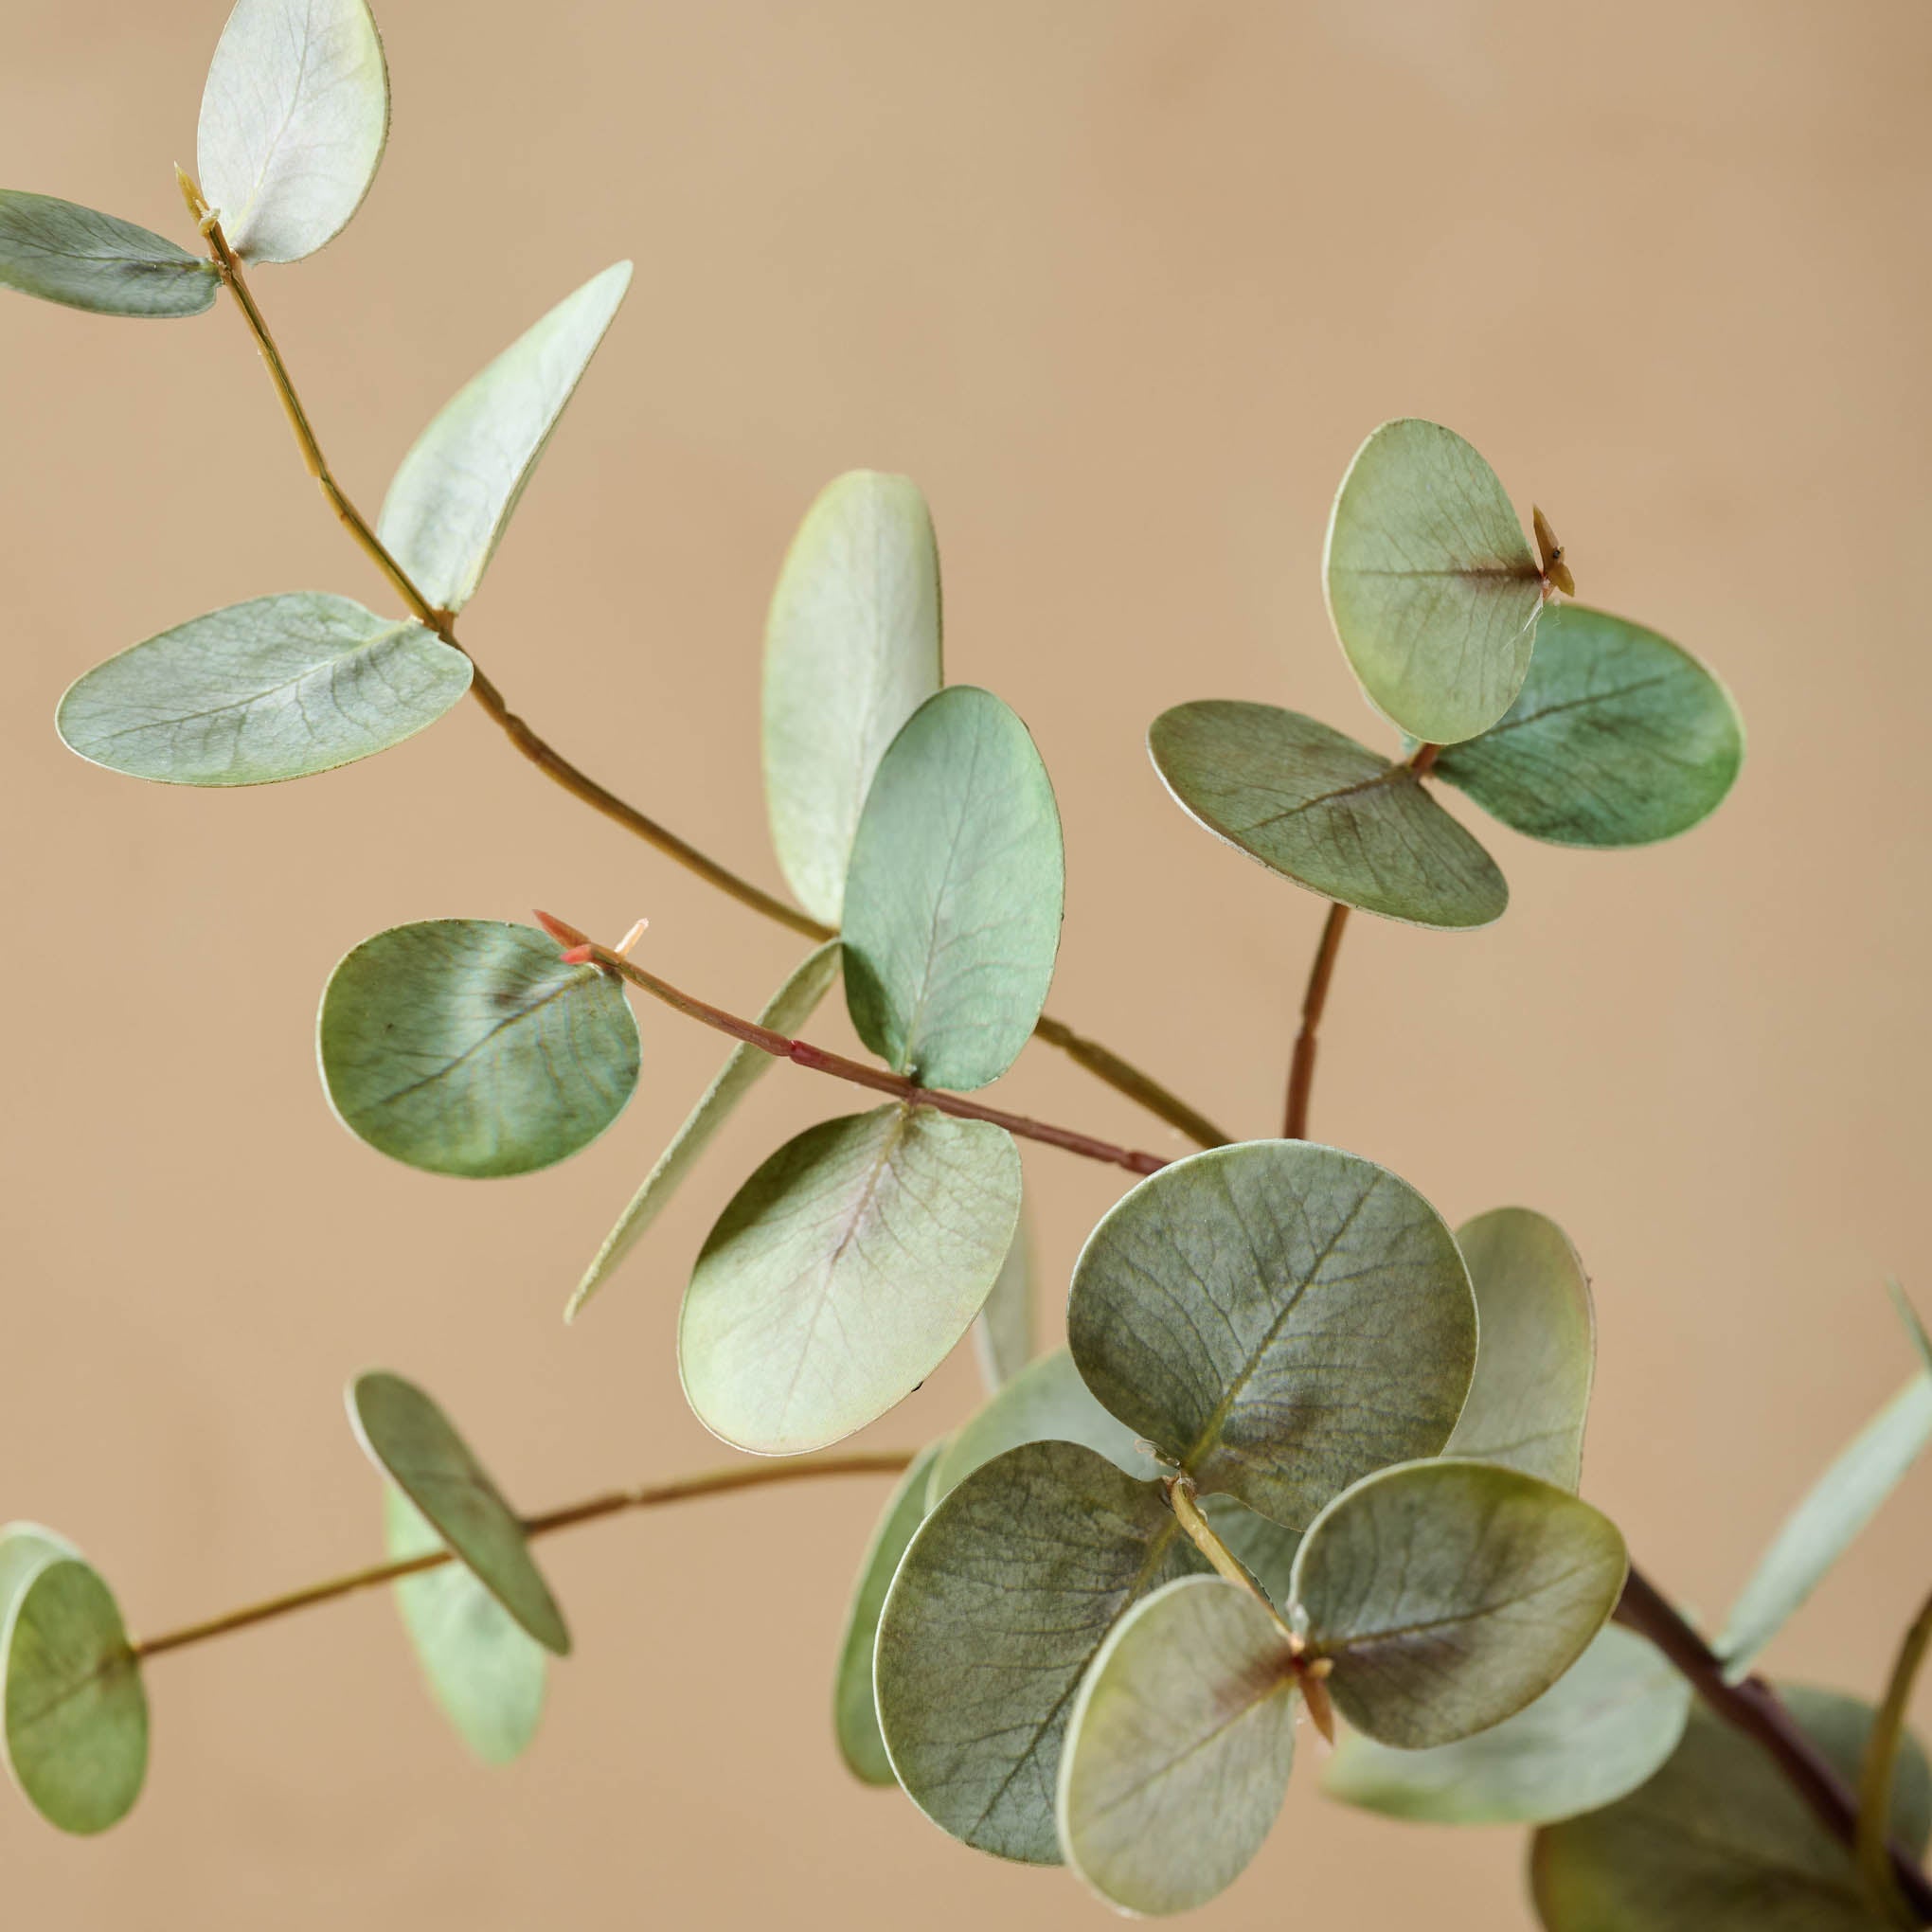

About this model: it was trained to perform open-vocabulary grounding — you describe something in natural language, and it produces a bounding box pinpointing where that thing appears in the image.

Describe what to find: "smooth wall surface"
[3,2,1929,1925]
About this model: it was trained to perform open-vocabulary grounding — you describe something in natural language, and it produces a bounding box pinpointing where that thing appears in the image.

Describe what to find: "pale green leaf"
[843,688,1065,1090]
[377,263,633,613]
[679,1107,1021,1455]
[57,593,472,786]
[972,1201,1034,1395]
[0,1526,77,1627]
[319,919,640,1178]
[0,191,218,317]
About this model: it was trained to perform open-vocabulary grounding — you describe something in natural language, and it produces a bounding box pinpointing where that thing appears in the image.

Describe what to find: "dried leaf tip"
[1533,505,1576,598]
[532,908,588,948]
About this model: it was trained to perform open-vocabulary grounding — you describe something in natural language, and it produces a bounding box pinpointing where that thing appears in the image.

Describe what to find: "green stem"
[1859,1583,1932,1924]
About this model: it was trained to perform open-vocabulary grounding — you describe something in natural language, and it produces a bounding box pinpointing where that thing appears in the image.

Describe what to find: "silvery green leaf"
[0,191,218,317]
[0,1526,77,1629]
[971,1202,1034,1395]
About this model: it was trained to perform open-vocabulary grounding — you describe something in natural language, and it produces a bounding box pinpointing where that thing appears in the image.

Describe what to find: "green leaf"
[972,1202,1034,1394]
[0,191,218,317]
[762,472,942,925]
[1444,1207,1595,1489]
[1291,1458,1627,1748]
[832,1440,945,1785]
[348,1371,570,1655]
[56,593,472,786]
[0,1525,77,1626]
[875,1440,1209,1864]
[1067,1140,1476,1529]
[1148,702,1508,929]
[2,1557,146,1834]
[568,940,841,1322]
[197,0,389,264]
[680,1107,1021,1455]
[1532,1687,1932,1931]
[318,919,640,1178]
[385,1486,546,1765]
[1059,1575,1298,1915]
[377,263,633,614]
[1323,1623,1690,1825]
[1717,1374,1932,1680]
[1324,418,1544,744]
[1434,602,1745,847]
[842,688,1065,1090]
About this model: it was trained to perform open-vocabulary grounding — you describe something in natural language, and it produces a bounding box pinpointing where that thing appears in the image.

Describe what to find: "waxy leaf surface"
[0,1526,76,1627]
[0,191,218,317]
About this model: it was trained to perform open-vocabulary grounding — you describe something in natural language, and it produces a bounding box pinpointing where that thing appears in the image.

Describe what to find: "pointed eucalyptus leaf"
[0,1526,77,1626]
[875,1440,1208,1864]
[1149,702,1507,929]
[1292,1458,1627,1748]
[57,593,472,786]
[1323,1623,1690,1826]
[1059,1575,1297,1915]
[1198,1495,1302,1608]
[377,263,633,613]
[762,472,942,925]
[842,688,1064,1090]
[1324,418,1545,744]
[348,1371,569,1655]
[833,1441,945,1786]
[1532,1687,1932,1931]
[1067,1140,1476,1529]
[319,919,639,1178]
[386,1486,546,1764]
[1717,1374,1932,1680]
[1444,1207,1595,1489]
[3,1558,146,1834]
[1893,1283,1932,1379]
[0,191,218,317]
[972,1202,1034,1395]
[568,940,841,1321]
[1435,603,1745,847]
[197,0,389,264]
[680,1107,1021,1455]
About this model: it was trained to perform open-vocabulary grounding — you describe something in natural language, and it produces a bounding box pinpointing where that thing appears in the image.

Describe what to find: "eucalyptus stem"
[1858,1583,1932,1923]
[1283,902,1349,1140]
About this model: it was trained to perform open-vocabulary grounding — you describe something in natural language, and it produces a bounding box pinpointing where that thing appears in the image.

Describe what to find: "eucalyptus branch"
[1858,1583,1932,1923]
[1283,902,1350,1139]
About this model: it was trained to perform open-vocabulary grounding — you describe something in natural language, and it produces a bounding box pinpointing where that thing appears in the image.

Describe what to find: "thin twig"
[1858,1583,1932,1924]
[1284,903,1349,1140]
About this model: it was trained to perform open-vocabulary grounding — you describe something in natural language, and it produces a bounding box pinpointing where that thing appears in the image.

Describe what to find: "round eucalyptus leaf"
[0,1525,77,1625]
[1324,418,1544,744]
[1444,1208,1595,1489]
[1292,1458,1627,1749]
[57,594,472,786]
[319,920,640,1178]
[1435,603,1744,847]
[1067,1140,1476,1529]
[1531,1686,1932,1930]
[197,0,389,264]
[762,471,942,926]
[348,1371,569,1656]
[1059,1575,1298,1915]
[3,1558,147,1834]
[680,1107,1021,1456]
[1322,1623,1690,1826]
[843,688,1065,1091]
[1149,702,1507,929]
[972,1202,1034,1395]
[0,191,218,317]
[377,263,633,615]
[875,1440,1208,1864]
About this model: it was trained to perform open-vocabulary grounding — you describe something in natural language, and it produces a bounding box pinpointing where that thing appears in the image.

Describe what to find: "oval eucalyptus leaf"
[1292,1458,1627,1749]
[1199,1495,1302,1609]
[348,1371,569,1656]
[319,919,640,1178]
[833,1441,945,1786]
[0,191,218,317]
[680,1107,1021,1455]
[1324,419,1544,744]
[568,940,841,1321]
[1531,1687,1932,1931]
[1322,1623,1690,1825]
[0,1525,77,1626]
[2,1558,146,1834]
[1067,1140,1476,1529]
[1717,1373,1932,1680]
[1435,603,1745,847]
[197,0,389,264]
[1059,1575,1298,1915]
[875,1440,1208,1864]
[762,472,942,925]
[386,1486,546,1764]
[843,688,1065,1090]
[1444,1207,1595,1489]
[972,1202,1034,1395]
[1149,703,1507,928]
[377,263,633,614]
[57,593,472,786]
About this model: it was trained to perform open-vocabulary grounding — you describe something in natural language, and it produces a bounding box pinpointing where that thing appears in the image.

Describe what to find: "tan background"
[3,0,1929,1924]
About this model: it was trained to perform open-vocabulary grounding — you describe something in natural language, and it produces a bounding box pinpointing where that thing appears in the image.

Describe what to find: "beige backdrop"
[4,1,1929,1925]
